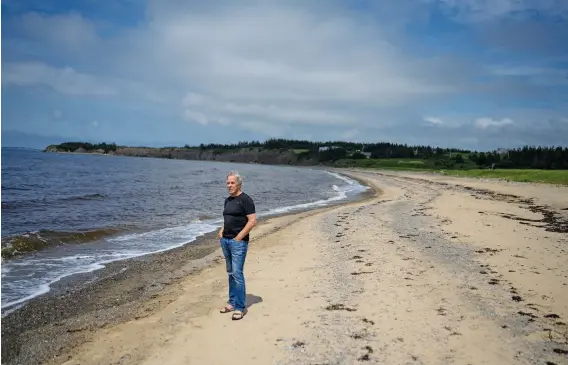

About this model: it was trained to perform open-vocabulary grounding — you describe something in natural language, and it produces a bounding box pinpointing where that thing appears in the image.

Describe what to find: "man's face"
[226,175,240,195]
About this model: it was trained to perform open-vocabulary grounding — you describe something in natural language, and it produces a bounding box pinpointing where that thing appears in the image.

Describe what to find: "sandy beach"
[3,170,568,365]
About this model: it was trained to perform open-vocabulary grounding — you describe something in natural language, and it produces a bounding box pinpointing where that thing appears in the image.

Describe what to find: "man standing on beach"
[218,170,257,320]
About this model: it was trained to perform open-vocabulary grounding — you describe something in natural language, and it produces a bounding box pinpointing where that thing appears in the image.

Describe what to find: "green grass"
[291,149,310,154]
[438,169,568,185]
[440,152,472,159]
[333,158,429,169]
[333,158,568,185]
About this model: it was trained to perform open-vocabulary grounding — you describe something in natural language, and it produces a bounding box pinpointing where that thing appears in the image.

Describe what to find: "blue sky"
[2,0,567,150]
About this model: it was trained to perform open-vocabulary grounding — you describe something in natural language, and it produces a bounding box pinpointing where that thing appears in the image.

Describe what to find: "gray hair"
[227,170,243,185]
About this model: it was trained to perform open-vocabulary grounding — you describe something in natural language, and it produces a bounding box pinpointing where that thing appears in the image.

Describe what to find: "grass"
[440,152,472,159]
[438,169,568,185]
[332,158,568,185]
[333,158,429,169]
[291,149,310,154]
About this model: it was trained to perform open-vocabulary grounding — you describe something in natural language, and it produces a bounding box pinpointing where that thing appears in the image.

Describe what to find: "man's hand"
[218,225,223,239]
[234,213,257,242]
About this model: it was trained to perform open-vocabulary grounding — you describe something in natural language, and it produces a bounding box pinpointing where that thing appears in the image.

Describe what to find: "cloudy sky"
[2,0,567,150]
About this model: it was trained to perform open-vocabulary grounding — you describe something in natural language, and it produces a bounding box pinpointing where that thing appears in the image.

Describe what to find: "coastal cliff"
[44,144,318,165]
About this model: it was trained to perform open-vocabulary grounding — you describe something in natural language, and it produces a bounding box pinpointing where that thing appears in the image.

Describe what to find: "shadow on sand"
[246,294,263,309]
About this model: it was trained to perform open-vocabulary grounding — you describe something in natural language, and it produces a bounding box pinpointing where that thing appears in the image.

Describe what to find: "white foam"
[2,262,107,311]
[108,222,218,244]
[1,221,222,310]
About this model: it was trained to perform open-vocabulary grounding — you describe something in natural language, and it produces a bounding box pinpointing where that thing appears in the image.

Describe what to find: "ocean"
[1,148,367,311]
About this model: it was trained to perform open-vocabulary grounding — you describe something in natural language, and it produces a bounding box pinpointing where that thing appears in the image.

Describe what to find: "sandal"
[232,309,247,320]
[220,305,234,313]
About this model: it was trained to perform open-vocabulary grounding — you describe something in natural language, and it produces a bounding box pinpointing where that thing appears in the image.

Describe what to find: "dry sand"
[44,171,568,364]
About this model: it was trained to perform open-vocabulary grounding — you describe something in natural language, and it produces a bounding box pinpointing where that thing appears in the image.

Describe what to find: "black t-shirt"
[222,192,256,242]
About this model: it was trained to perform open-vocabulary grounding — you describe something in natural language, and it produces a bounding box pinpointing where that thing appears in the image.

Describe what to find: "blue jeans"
[220,237,248,311]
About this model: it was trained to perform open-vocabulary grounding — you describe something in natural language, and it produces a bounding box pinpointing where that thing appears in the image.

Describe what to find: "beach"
[3,170,568,365]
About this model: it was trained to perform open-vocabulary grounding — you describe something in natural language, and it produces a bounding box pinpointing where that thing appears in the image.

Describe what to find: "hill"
[44,139,568,184]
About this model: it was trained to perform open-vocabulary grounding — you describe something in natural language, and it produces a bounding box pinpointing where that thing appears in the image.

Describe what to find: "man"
[218,170,257,320]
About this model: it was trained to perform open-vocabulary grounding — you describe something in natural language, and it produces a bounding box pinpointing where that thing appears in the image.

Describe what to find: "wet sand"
[3,170,568,365]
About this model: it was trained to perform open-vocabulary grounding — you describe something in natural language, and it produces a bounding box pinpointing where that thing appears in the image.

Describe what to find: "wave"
[62,193,107,201]
[1,186,34,191]
[1,222,219,311]
[1,252,136,312]
[1,193,108,210]
[260,171,368,215]
[1,228,123,260]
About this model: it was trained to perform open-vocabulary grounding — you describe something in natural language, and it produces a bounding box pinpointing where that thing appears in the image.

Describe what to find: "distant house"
[318,145,341,152]
[350,149,371,159]
[496,148,510,159]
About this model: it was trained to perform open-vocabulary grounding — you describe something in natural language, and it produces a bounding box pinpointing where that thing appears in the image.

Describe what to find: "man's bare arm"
[218,224,224,239]
[235,213,257,241]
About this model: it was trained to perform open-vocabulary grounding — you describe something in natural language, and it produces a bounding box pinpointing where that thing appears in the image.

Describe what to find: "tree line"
[467,146,568,169]
[49,139,568,170]
[189,139,470,154]
[54,142,118,153]
[189,139,319,150]
[189,139,568,169]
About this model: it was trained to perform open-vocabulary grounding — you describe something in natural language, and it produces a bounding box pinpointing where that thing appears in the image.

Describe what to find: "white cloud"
[183,109,210,126]
[424,116,444,125]
[2,62,116,95]
[129,2,469,137]
[183,93,205,106]
[474,117,514,129]
[118,2,462,118]
[2,61,170,105]
[224,103,353,125]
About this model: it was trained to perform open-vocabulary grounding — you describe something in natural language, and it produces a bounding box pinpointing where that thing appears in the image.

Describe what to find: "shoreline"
[0,171,378,365]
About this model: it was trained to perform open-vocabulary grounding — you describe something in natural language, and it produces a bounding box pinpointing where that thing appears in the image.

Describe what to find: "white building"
[318,145,341,152]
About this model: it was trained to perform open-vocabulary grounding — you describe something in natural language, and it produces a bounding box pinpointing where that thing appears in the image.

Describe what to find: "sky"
[2,0,568,151]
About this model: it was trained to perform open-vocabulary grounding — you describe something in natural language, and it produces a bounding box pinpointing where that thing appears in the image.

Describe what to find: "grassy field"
[438,169,568,185]
[291,149,310,154]
[333,158,568,185]
[332,158,480,170]
[333,158,430,170]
